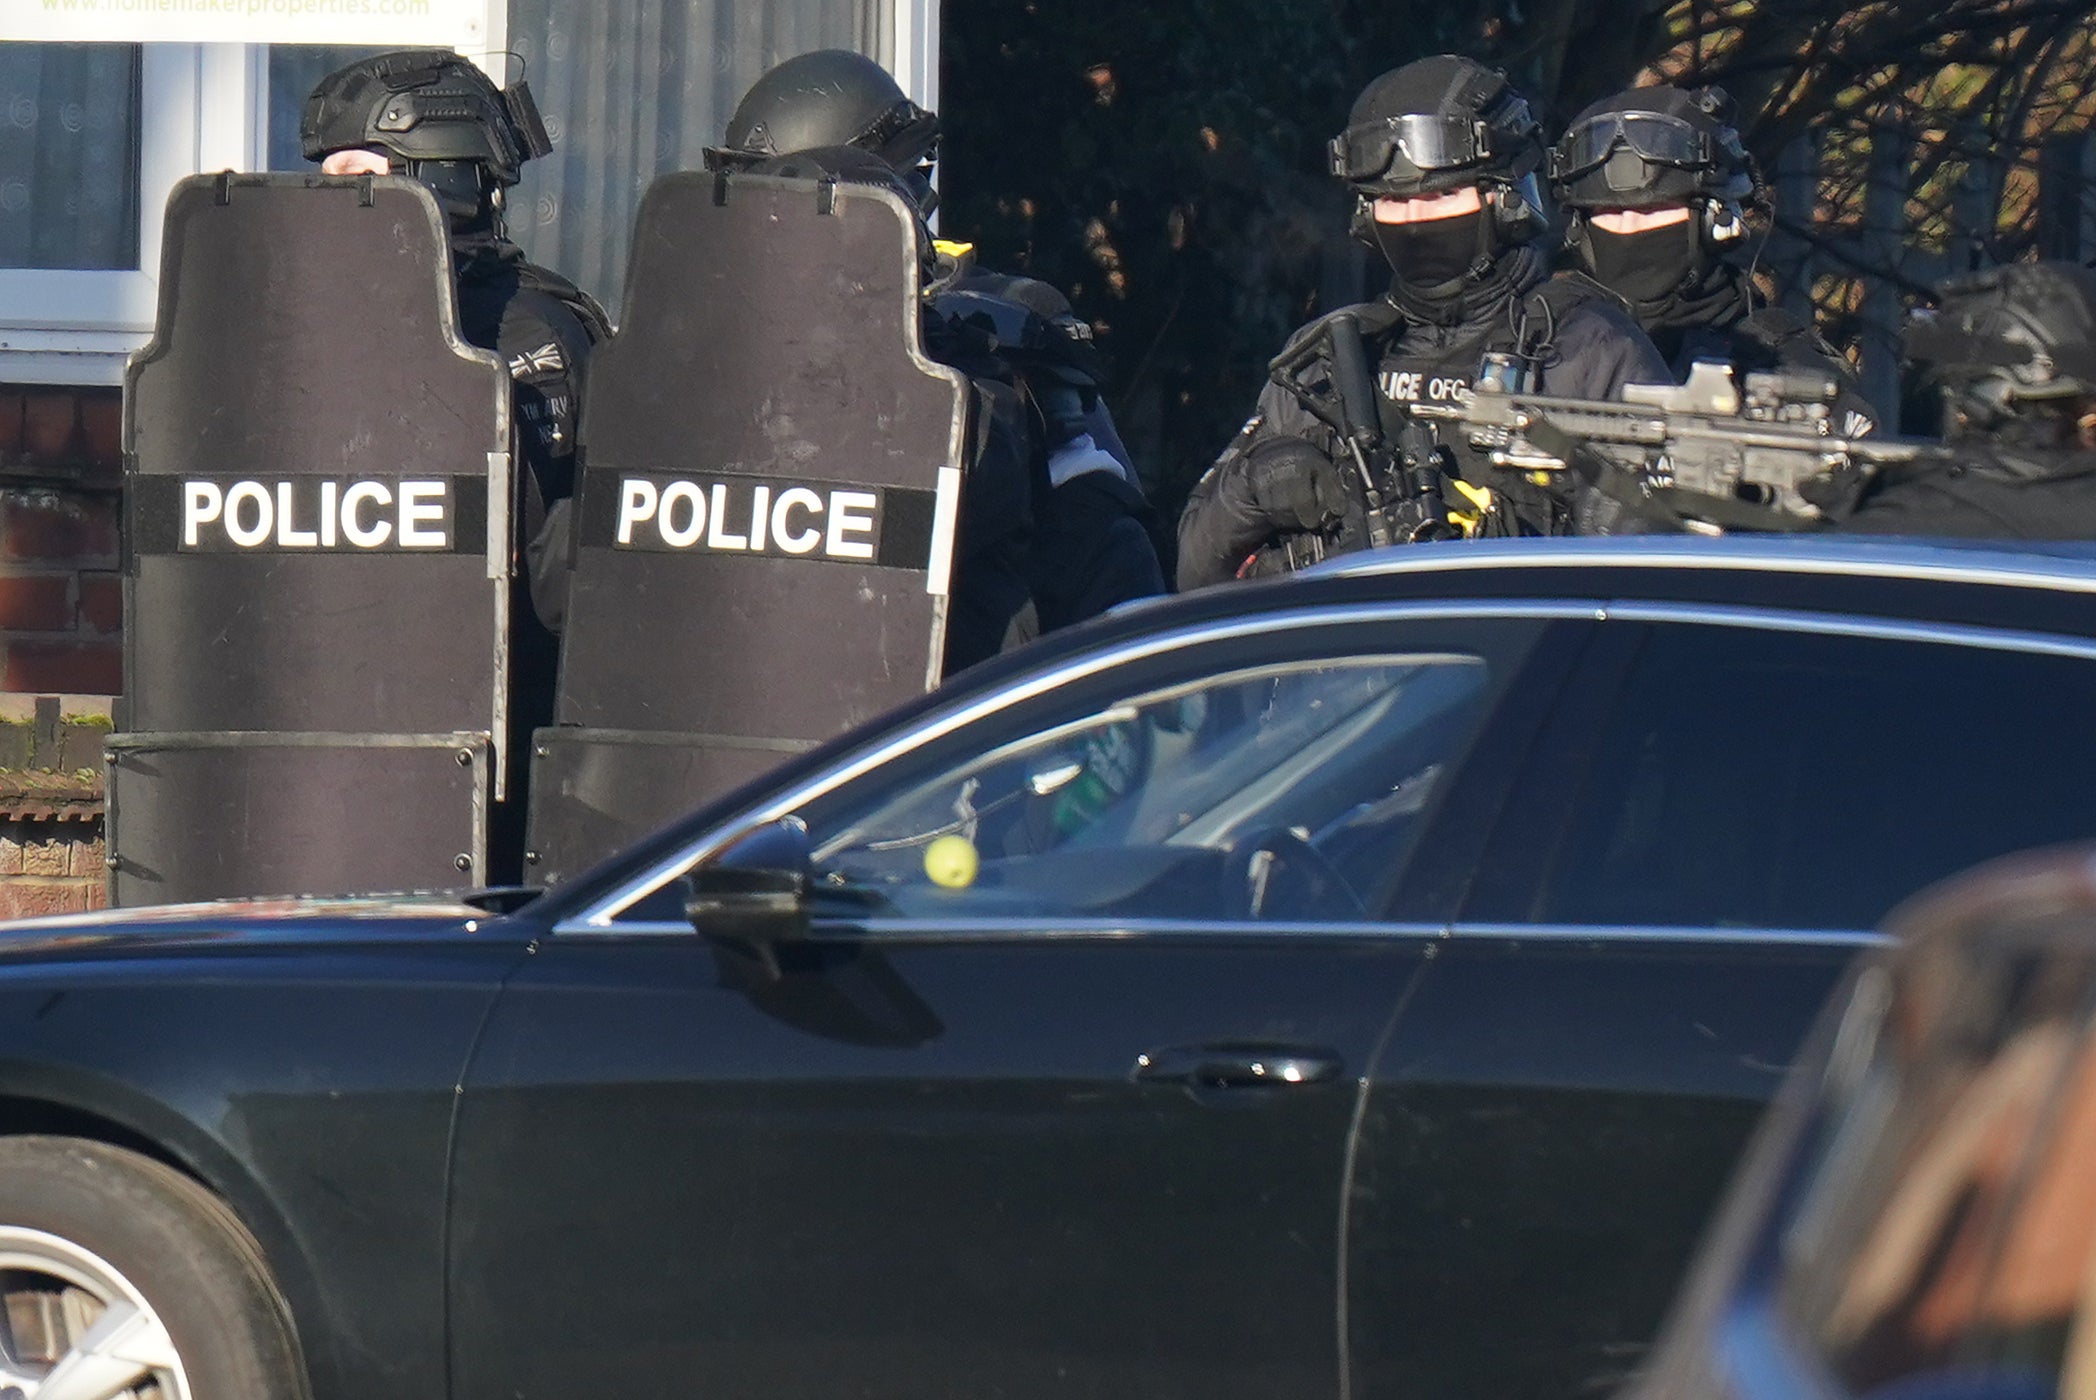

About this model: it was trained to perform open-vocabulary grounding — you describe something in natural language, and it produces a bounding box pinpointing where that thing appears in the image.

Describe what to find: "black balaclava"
[1374,211,1489,288]
[1583,220,1701,306]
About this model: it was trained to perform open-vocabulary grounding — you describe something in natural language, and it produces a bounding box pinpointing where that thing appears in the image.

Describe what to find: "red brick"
[77,573,122,636]
[2,640,121,696]
[19,838,63,877]
[0,391,23,456]
[76,391,121,471]
[1,493,120,565]
[0,576,74,632]
[0,879,95,920]
[20,390,78,461]
[67,833,107,880]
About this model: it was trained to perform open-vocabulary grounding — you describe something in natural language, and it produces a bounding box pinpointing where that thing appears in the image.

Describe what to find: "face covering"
[1372,209,1486,287]
[1583,221,1705,304]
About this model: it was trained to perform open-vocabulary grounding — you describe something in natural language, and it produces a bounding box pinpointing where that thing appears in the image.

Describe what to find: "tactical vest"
[1367,274,1614,534]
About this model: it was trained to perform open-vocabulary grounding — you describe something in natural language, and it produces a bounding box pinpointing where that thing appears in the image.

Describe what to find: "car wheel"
[0,1136,305,1400]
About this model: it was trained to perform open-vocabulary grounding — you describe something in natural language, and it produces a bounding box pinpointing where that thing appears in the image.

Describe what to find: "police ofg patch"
[580,466,958,575]
[131,474,489,554]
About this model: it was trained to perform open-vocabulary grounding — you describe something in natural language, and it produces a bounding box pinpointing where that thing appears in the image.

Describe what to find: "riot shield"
[527,171,970,885]
[112,173,513,906]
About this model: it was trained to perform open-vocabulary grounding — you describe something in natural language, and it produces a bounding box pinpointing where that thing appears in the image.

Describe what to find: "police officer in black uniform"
[303,49,611,880]
[1176,55,1671,587]
[707,49,1165,670]
[1549,83,1878,435]
[1834,262,2096,537]
[302,49,611,628]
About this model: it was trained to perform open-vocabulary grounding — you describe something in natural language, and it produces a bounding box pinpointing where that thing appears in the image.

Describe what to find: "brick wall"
[1,383,121,919]
[0,817,107,919]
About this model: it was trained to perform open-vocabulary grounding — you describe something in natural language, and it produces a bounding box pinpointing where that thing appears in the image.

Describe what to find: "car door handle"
[1133,1043,1344,1089]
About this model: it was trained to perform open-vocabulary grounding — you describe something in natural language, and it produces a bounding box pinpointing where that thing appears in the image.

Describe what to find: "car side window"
[800,653,1494,924]
[1534,624,2096,931]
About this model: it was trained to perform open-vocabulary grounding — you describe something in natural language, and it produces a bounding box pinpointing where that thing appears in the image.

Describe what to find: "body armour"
[1178,258,1669,587]
[1834,444,2096,539]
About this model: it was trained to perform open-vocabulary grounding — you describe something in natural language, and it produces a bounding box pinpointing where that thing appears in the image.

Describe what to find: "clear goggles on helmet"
[1328,107,1523,184]
[1550,111,1713,181]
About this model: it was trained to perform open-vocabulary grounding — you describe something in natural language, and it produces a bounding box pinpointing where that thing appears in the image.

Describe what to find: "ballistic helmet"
[301,49,550,186]
[302,49,550,230]
[1550,85,1754,212]
[708,50,939,213]
[1904,261,2096,436]
[1329,56,1544,200]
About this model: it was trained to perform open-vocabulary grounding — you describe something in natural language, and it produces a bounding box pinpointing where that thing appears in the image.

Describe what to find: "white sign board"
[0,0,487,47]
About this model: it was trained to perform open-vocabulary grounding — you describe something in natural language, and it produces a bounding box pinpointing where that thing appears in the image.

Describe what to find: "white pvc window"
[0,0,501,387]
[0,43,263,386]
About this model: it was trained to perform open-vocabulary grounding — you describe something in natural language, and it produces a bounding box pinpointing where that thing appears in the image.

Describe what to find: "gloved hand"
[1242,437,1349,533]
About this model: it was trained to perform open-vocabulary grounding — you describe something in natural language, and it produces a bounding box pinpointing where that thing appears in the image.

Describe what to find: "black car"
[4,537,2096,1400]
[1622,842,2096,1400]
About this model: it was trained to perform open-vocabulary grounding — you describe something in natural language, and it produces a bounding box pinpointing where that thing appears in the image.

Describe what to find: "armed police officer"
[1548,84,1878,435]
[303,49,611,880]
[303,49,611,629]
[1831,261,2096,537]
[1177,55,1670,586]
[706,50,1165,670]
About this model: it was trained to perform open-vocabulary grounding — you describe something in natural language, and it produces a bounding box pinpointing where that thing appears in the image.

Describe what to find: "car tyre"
[0,1135,306,1400]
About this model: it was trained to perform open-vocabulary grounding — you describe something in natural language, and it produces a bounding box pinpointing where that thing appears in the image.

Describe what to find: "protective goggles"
[1550,111,1713,181]
[1328,106,1526,184]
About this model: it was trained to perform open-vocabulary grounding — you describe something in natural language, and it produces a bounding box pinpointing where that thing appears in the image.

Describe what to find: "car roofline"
[1309,536,2096,596]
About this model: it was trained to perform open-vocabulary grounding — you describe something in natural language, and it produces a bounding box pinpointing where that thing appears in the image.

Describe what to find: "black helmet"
[1904,261,2096,436]
[1328,56,1544,199]
[709,50,938,182]
[1550,85,1754,212]
[301,49,550,187]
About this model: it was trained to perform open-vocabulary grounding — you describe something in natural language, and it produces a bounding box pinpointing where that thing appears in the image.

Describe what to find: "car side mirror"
[685,816,812,953]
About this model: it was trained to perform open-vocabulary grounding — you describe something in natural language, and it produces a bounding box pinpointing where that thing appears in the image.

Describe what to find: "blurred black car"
[1623,842,2096,1400]
[4,538,2096,1400]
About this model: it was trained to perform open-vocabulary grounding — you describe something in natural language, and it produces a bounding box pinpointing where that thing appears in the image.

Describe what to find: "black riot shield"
[112,173,513,906]
[526,171,970,885]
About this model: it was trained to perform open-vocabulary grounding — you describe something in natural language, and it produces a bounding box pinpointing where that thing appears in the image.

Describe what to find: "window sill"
[0,333,142,388]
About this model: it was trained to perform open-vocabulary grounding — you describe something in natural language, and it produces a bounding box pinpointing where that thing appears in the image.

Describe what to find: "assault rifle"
[1410,358,1960,533]
[1266,311,1460,563]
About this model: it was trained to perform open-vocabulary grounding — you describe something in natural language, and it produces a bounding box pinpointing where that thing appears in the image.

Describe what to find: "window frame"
[0,44,266,386]
[0,0,509,387]
[555,599,1593,937]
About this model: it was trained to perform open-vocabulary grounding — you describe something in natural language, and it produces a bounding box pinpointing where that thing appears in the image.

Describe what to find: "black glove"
[1242,437,1349,533]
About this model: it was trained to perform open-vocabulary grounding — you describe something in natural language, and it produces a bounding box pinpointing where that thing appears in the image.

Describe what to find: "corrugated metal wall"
[508,0,894,315]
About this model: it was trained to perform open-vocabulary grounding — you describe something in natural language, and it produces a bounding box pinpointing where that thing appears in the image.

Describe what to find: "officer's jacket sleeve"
[1175,375,1336,591]
[1536,301,1674,400]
